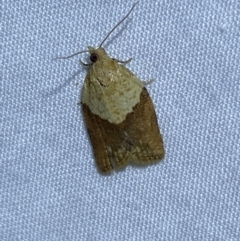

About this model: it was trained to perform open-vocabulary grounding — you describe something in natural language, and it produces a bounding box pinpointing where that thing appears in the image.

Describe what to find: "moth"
[56,3,165,173]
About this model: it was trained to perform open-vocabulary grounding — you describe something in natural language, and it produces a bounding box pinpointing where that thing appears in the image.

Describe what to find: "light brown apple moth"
[56,2,165,173]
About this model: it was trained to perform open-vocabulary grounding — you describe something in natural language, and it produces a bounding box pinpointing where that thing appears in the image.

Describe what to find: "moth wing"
[82,87,164,173]
[82,103,114,173]
[113,87,165,166]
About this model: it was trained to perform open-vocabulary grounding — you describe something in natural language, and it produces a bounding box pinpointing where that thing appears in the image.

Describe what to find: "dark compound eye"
[90,53,98,63]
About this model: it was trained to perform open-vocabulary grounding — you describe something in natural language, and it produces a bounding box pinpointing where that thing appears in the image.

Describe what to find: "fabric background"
[1,0,240,240]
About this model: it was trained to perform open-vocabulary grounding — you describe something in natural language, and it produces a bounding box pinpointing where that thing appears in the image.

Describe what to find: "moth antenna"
[55,2,138,60]
[99,1,138,47]
[54,50,90,60]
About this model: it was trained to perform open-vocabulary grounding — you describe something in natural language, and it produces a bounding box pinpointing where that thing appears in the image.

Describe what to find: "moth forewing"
[81,47,164,173]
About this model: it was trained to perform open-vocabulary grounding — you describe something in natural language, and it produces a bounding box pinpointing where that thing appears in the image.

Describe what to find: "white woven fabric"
[1,0,240,240]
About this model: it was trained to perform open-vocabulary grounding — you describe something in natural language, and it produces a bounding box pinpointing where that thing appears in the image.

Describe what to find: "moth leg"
[112,58,132,65]
[79,59,93,66]
[141,79,154,86]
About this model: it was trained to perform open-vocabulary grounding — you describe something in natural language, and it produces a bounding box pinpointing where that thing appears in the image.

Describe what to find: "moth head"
[88,46,108,63]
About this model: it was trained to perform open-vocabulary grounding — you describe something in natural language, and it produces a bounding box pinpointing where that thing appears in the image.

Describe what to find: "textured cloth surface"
[1,1,240,240]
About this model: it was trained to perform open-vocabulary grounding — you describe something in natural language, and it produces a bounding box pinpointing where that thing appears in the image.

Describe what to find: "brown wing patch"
[82,87,164,173]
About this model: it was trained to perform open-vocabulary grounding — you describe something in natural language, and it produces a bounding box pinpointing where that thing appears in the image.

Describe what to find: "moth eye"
[90,53,98,63]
